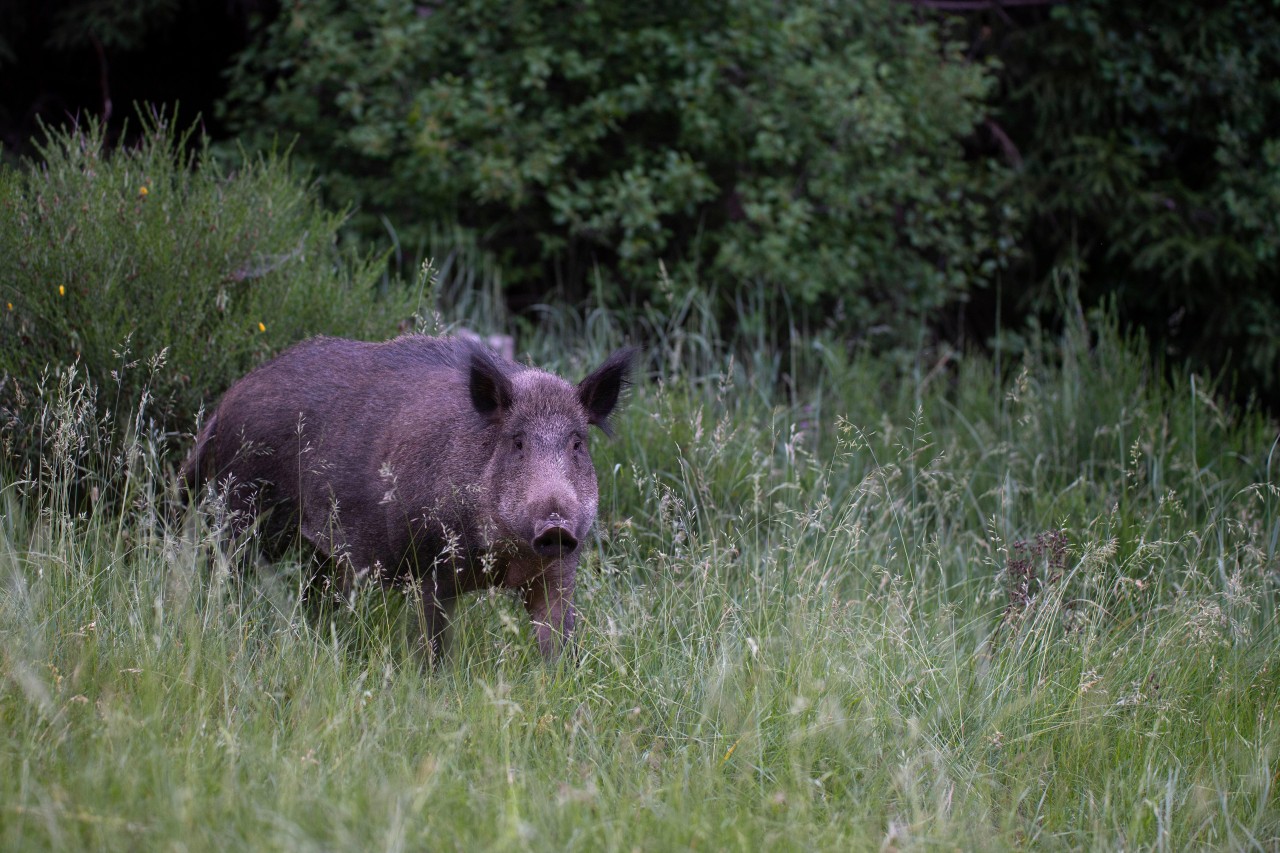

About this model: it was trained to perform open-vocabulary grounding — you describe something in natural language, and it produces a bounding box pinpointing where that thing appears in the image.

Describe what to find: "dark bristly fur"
[182,334,636,663]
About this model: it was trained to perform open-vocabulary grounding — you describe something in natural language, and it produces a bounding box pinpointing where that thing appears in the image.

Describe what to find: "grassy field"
[2,302,1278,850]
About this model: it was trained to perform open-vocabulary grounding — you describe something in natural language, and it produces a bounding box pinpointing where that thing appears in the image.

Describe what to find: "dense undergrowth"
[0,115,416,467]
[1,295,1278,849]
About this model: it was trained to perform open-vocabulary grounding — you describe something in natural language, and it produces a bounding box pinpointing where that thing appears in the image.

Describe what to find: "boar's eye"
[572,437,583,453]
[513,435,525,451]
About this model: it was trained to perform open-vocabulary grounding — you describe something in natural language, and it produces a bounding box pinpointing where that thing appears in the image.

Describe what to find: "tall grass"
[1,298,1277,849]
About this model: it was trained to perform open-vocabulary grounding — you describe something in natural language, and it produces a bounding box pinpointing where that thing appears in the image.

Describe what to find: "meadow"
[1,296,1278,850]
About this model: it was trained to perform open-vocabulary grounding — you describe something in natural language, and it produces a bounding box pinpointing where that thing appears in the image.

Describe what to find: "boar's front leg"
[411,583,453,667]
[523,567,577,661]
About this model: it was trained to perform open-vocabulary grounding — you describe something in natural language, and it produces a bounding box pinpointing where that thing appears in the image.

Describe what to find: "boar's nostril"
[532,524,578,558]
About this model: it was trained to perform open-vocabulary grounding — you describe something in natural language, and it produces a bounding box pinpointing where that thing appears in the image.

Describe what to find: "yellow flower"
[139,186,149,197]
[5,302,11,311]
[258,322,266,333]
[59,285,65,296]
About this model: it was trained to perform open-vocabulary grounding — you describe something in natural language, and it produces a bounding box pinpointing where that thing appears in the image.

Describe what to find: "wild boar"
[181,334,636,662]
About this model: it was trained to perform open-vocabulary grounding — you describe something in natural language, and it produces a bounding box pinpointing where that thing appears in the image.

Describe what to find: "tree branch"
[898,0,1064,10]
[89,32,111,122]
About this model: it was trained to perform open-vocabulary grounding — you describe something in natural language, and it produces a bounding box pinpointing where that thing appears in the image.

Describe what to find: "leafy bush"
[996,0,1280,402]
[222,0,1016,339]
[0,113,416,464]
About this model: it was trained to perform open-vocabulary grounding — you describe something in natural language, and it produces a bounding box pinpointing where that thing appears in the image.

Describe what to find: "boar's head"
[469,346,636,566]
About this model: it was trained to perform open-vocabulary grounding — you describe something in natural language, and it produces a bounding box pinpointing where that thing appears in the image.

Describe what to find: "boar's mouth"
[532,520,579,559]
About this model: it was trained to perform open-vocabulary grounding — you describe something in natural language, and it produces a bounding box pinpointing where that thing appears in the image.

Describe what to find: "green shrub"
[222,0,1016,340]
[0,113,416,464]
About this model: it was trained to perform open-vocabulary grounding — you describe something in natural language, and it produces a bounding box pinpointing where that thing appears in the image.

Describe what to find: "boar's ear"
[578,347,638,436]
[469,347,514,422]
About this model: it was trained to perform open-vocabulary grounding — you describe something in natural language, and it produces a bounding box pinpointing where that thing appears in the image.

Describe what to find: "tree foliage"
[223,0,1014,339]
[998,0,1280,400]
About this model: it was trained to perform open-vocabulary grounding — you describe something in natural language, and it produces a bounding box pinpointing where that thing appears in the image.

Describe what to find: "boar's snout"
[532,513,579,559]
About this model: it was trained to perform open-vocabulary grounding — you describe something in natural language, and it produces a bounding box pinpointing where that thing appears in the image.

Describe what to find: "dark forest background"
[3,0,1278,413]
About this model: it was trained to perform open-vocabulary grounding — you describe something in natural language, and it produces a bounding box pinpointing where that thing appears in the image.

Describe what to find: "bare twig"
[225,237,308,284]
[985,118,1023,169]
